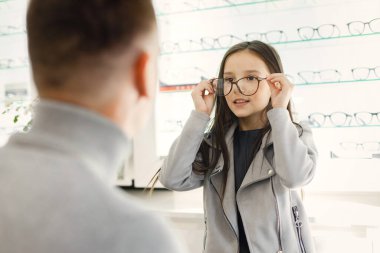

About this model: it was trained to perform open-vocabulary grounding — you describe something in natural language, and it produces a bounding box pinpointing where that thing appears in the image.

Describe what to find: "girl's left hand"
[266,73,294,109]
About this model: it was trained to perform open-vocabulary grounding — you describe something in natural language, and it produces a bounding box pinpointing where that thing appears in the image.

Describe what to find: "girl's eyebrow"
[244,70,262,75]
[223,70,262,75]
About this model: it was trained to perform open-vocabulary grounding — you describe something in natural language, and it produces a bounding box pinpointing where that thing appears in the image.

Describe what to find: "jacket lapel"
[222,139,238,236]
[208,124,276,237]
[209,123,239,236]
[239,131,275,190]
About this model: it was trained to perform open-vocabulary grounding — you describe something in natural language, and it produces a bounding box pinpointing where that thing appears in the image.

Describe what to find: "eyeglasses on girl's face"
[211,75,266,96]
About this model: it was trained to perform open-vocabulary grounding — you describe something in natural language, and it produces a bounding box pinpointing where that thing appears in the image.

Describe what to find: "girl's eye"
[247,76,256,81]
[224,78,234,83]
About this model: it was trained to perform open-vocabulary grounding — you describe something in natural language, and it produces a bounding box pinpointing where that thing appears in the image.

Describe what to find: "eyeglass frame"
[354,112,380,126]
[351,66,380,80]
[211,75,266,96]
[297,69,341,84]
[200,34,243,49]
[245,30,287,43]
[309,111,380,127]
[160,39,203,54]
[297,24,341,40]
[347,18,380,35]
[308,112,352,127]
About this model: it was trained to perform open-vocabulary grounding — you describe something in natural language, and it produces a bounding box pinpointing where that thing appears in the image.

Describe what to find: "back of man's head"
[27,0,156,91]
[27,0,158,136]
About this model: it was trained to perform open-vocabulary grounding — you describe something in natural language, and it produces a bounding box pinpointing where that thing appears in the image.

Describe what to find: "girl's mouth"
[233,98,250,104]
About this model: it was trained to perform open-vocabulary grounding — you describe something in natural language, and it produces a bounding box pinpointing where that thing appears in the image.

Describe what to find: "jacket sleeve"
[159,110,210,191]
[267,108,318,189]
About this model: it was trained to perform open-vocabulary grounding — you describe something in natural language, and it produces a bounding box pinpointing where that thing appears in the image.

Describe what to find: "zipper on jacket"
[270,177,283,253]
[210,175,239,253]
[292,206,306,253]
[203,216,207,251]
[210,166,222,177]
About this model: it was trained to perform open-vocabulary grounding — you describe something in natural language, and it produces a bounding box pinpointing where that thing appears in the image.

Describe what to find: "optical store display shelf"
[155,0,285,16]
[159,79,380,92]
[152,0,380,194]
[159,32,380,56]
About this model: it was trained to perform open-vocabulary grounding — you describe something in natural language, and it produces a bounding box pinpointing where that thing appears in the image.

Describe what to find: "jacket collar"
[204,122,274,153]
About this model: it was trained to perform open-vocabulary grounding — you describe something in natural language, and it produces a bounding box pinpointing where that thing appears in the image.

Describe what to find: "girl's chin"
[231,108,265,119]
[232,110,256,118]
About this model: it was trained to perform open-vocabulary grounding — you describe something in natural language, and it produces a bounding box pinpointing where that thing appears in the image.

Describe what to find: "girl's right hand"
[191,79,216,116]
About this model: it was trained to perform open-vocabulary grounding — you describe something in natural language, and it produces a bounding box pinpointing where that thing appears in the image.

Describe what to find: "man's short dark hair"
[27,0,156,87]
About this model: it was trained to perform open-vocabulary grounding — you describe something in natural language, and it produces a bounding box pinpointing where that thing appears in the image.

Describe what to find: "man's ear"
[133,51,149,97]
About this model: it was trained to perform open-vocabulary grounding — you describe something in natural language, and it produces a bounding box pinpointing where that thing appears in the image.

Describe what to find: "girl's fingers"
[267,77,294,90]
[267,74,291,84]
[193,80,213,95]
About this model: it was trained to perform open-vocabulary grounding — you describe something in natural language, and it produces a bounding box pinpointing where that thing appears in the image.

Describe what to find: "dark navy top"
[233,127,263,253]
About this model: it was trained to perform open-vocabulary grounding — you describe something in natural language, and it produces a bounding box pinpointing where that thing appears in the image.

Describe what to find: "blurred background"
[0,0,380,252]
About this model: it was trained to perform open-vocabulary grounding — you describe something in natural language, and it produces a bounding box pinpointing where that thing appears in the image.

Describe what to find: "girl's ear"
[132,51,149,97]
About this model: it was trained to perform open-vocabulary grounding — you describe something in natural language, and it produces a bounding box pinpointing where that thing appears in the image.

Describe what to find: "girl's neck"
[238,112,268,131]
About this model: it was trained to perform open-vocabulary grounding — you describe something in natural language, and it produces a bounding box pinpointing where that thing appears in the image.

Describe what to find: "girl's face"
[223,50,271,119]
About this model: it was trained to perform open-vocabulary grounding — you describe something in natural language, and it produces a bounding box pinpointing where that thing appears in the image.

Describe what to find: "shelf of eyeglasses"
[158,78,380,93]
[330,152,380,160]
[330,142,380,159]
[295,78,380,86]
[160,32,380,56]
[308,111,380,129]
[155,0,281,16]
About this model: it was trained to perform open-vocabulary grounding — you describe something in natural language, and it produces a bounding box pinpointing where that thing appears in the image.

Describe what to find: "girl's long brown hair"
[193,41,300,193]
[148,40,301,194]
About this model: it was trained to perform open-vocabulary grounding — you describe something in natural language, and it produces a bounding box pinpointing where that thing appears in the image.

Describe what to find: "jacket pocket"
[292,206,306,253]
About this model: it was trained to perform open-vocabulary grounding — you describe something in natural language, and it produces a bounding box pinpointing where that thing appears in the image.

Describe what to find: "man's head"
[27,0,158,137]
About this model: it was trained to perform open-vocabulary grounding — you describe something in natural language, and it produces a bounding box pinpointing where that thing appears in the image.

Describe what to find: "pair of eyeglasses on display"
[210,75,266,96]
[0,58,29,69]
[160,40,203,54]
[347,18,380,35]
[0,25,26,36]
[245,30,287,43]
[308,112,380,127]
[297,69,341,84]
[160,35,243,54]
[200,35,243,50]
[297,24,341,40]
[351,66,380,80]
[296,18,380,40]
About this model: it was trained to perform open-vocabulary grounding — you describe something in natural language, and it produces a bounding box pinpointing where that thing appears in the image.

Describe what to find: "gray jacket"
[160,108,318,253]
[0,100,185,253]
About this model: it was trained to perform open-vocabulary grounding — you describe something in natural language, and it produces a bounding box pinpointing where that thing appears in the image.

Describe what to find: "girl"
[159,40,318,253]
